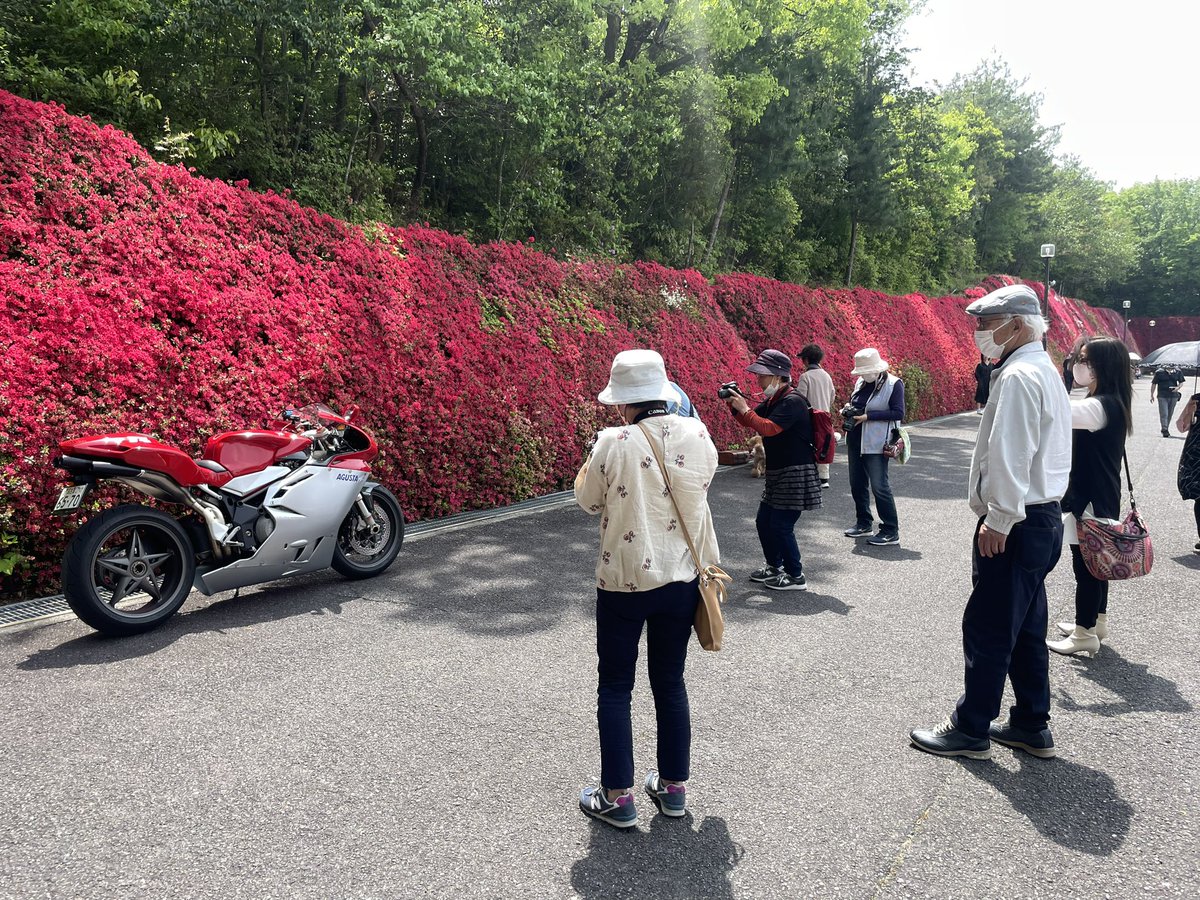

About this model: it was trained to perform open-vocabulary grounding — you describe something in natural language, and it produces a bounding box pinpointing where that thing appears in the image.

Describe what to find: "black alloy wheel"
[332,485,405,579]
[61,505,197,636]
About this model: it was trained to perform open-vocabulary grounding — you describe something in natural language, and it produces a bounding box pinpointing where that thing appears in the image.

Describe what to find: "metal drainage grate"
[0,594,71,628]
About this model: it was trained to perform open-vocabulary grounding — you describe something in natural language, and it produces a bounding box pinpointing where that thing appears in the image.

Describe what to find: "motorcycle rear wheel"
[332,485,405,579]
[62,504,197,636]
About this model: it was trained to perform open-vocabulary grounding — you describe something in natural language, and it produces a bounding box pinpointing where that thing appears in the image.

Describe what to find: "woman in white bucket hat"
[843,348,905,546]
[574,349,719,828]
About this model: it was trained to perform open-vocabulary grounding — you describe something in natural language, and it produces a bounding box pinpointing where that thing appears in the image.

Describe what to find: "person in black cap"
[723,349,820,591]
[910,284,1071,761]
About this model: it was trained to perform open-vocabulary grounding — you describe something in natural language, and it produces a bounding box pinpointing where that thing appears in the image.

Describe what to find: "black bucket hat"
[747,349,792,377]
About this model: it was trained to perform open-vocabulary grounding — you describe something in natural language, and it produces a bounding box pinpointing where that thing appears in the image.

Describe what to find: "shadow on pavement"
[1169,553,1200,570]
[726,590,852,618]
[965,756,1132,856]
[1054,646,1193,716]
[570,814,743,899]
[16,572,350,670]
[850,543,923,561]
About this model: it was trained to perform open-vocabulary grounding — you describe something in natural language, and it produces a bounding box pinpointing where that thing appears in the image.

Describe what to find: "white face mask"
[860,372,878,384]
[762,382,779,398]
[1072,362,1094,387]
[974,318,1016,359]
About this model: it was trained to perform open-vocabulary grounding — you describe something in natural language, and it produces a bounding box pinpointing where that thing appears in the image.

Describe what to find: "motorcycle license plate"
[52,484,89,515]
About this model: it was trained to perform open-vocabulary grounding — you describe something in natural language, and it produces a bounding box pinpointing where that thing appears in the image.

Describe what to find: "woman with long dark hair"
[1048,336,1133,657]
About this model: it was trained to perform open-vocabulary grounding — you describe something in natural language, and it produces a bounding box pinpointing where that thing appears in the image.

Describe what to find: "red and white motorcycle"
[52,403,404,636]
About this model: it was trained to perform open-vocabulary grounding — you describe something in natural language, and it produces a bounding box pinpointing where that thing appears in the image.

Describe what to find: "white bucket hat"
[851,348,889,376]
[598,349,678,405]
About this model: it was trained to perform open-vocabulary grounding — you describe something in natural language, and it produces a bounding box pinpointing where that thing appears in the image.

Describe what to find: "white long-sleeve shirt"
[968,341,1072,534]
[575,415,719,591]
[1062,395,1111,545]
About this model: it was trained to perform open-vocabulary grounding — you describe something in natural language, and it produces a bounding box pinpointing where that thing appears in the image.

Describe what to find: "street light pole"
[1040,244,1055,347]
[1122,299,1131,344]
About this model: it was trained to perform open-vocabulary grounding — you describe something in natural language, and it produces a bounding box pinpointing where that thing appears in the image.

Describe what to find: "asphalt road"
[2,379,1197,899]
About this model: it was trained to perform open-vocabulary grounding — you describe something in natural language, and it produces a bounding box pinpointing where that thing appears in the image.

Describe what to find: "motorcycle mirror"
[343,404,360,423]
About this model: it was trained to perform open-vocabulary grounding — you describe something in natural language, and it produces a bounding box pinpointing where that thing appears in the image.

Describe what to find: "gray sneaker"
[644,771,686,817]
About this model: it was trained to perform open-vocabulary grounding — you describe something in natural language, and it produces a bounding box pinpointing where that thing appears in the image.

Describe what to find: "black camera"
[841,403,865,430]
[717,381,744,400]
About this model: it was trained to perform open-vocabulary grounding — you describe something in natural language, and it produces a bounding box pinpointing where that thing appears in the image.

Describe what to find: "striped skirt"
[762,464,823,511]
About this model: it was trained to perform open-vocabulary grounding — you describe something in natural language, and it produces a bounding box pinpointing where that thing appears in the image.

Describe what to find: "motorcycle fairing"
[194,465,368,595]
[58,434,233,488]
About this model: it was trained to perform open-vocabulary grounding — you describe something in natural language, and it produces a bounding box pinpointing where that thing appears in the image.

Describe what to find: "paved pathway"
[2,380,1197,899]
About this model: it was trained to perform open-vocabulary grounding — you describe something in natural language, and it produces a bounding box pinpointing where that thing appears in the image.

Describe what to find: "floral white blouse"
[574,415,720,592]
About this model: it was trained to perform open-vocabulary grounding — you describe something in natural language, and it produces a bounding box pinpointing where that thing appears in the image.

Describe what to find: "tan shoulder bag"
[638,423,731,651]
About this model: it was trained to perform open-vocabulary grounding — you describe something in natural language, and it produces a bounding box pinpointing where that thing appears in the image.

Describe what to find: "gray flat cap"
[965,284,1042,317]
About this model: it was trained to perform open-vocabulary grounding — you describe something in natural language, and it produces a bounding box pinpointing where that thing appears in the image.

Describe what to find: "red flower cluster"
[0,91,1121,598]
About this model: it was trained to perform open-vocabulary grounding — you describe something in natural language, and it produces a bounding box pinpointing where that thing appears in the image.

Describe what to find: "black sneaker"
[1162,429,1170,437]
[988,722,1056,759]
[1194,541,1200,556]
[820,480,831,490]
[909,717,992,759]
[867,532,899,546]
[749,565,782,582]
[579,786,638,829]
[843,524,873,538]
[763,572,807,591]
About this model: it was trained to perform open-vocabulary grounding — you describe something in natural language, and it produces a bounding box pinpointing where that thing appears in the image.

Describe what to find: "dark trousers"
[596,579,698,789]
[954,504,1063,739]
[1070,542,1108,628]
[755,502,803,577]
[847,430,899,536]
[1157,395,1179,431]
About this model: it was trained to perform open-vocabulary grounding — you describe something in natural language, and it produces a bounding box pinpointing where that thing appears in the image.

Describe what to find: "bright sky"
[902,0,1199,189]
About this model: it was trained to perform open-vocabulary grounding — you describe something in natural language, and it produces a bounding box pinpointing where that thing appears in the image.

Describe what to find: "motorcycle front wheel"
[61,504,197,636]
[332,485,405,579]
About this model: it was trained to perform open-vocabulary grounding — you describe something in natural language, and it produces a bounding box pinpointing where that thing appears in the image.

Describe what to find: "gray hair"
[1018,314,1049,341]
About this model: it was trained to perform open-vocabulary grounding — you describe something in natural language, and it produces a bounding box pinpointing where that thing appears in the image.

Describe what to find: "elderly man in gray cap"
[911,284,1071,760]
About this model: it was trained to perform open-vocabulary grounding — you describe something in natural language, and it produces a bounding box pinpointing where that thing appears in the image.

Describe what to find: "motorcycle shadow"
[18,572,353,670]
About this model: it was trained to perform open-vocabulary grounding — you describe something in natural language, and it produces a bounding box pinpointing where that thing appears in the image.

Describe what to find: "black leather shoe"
[910,718,991,759]
[989,722,1056,758]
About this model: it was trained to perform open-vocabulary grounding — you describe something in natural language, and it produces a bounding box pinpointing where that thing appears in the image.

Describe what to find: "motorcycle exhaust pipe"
[54,455,144,482]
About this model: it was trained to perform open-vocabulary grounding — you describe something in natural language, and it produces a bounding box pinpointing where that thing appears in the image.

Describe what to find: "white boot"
[1056,613,1108,640]
[1047,626,1101,658]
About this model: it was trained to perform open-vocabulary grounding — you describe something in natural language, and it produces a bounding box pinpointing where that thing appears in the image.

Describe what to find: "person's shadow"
[1054,646,1193,716]
[966,756,1133,855]
[569,814,743,899]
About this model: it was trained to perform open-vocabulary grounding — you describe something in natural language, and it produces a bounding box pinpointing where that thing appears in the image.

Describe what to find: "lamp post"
[1040,243,1055,339]
[1149,319,1156,351]
[1122,300,1131,344]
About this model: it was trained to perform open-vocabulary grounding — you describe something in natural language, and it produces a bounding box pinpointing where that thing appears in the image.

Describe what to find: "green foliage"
[899,362,933,422]
[0,0,1186,306]
[0,533,20,577]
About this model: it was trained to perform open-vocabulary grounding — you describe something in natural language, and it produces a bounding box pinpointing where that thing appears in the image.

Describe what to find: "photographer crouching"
[723,349,821,591]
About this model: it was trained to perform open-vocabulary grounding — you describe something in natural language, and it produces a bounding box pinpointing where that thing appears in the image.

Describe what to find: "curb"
[2,410,980,631]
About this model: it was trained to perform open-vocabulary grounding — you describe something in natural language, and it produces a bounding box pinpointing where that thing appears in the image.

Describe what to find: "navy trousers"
[954,503,1063,738]
[755,502,804,577]
[595,579,699,789]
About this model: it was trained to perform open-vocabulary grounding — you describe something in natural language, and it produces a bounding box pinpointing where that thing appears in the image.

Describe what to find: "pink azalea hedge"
[0,91,1120,598]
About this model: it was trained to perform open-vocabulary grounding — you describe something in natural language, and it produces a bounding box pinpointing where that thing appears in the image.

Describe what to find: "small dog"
[747,436,766,478]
